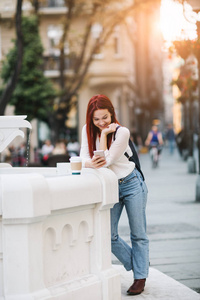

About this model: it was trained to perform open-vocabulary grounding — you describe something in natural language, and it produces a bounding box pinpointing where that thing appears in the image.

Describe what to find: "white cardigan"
[80,124,135,179]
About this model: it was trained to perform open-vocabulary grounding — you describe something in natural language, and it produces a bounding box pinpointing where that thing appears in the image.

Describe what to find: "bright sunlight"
[160,0,196,44]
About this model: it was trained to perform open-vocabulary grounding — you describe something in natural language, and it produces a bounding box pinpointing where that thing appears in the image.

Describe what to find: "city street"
[112,145,200,297]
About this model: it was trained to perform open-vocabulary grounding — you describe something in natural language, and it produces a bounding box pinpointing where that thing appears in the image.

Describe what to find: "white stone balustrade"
[0,166,121,300]
[0,115,32,153]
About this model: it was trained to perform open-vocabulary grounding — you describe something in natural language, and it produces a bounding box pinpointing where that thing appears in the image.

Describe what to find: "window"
[114,36,119,55]
[91,23,104,58]
[48,0,65,8]
[47,25,63,56]
[113,26,121,56]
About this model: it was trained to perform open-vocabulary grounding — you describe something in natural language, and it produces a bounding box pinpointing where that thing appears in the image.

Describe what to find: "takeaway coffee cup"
[70,156,82,175]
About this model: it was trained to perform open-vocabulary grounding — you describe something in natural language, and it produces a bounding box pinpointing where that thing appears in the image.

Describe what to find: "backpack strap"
[114,126,145,181]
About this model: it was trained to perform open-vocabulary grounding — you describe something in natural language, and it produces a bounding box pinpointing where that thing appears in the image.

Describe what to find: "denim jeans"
[110,168,149,279]
[168,140,175,154]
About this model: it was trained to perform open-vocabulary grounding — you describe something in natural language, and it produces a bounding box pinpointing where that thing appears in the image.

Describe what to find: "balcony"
[39,0,67,14]
[43,55,76,77]
[39,0,66,8]
[0,0,16,18]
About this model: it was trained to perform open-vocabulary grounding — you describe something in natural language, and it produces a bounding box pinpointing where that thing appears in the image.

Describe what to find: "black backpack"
[114,126,145,181]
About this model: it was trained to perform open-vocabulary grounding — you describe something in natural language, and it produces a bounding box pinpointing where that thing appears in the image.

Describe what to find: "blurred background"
[0,0,200,169]
[1,0,200,295]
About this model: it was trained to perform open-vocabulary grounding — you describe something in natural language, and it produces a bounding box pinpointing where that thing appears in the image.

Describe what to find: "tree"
[0,15,57,121]
[37,0,161,136]
[171,65,197,103]
[0,0,161,138]
[0,0,23,115]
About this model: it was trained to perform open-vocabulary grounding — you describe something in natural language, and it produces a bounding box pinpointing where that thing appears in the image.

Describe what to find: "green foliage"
[0,42,17,83]
[171,66,197,104]
[0,15,57,121]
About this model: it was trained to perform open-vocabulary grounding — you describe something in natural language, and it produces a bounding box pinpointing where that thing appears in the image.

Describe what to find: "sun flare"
[160,0,196,44]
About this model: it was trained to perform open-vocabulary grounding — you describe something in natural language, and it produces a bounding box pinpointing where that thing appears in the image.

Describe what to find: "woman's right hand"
[85,155,106,169]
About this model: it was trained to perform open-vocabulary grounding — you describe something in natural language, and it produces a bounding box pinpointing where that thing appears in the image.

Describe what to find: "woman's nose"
[99,120,105,125]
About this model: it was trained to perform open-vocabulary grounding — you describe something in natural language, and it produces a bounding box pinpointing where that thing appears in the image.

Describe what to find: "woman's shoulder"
[81,124,87,136]
[116,125,130,137]
[82,124,87,132]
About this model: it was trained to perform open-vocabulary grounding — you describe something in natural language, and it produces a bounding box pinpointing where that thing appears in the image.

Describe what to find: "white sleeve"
[105,127,130,166]
[80,124,92,167]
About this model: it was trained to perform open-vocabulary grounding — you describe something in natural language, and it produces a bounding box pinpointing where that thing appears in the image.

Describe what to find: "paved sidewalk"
[114,266,200,299]
[113,146,200,299]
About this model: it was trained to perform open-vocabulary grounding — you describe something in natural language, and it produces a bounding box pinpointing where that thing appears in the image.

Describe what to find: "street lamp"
[186,0,200,201]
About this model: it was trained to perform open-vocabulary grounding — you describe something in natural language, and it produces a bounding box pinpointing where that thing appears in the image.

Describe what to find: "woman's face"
[93,109,112,131]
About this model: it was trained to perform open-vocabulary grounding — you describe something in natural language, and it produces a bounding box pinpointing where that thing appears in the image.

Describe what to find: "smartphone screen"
[93,150,105,158]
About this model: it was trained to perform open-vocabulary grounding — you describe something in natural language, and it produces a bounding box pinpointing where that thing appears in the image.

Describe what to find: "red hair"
[86,94,119,158]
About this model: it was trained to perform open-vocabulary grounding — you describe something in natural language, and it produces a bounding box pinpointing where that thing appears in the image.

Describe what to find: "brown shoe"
[127,279,146,295]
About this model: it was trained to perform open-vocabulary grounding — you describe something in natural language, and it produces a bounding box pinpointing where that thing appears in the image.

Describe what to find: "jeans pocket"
[121,169,137,183]
[123,173,137,184]
[122,175,142,197]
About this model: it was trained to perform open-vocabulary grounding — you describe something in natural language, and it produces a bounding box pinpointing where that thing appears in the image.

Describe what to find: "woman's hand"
[85,155,106,169]
[91,155,106,168]
[101,123,117,136]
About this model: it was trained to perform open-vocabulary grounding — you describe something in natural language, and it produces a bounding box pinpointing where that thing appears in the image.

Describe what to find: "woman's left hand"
[102,123,117,136]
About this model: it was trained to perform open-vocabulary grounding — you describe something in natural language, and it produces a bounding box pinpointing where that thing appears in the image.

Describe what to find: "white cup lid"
[70,156,82,162]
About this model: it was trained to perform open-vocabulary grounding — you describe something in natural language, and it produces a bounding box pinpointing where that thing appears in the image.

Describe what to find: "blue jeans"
[168,140,175,154]
[111,168,149,279]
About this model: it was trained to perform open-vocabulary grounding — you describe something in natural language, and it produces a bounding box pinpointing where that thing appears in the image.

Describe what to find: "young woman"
[80,94,149,295]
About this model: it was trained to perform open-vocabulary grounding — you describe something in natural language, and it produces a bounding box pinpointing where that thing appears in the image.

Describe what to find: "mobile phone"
[93,150,105,158]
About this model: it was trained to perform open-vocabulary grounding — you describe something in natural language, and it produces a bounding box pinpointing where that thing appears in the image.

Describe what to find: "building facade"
[0,0,163,150]
[134,3,164,140]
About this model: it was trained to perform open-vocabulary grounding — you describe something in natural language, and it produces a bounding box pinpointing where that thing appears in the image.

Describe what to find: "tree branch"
[59,0,75,89]
[54,0,161,126]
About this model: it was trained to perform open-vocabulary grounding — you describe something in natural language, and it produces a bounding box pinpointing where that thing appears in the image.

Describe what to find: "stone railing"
[0,166,121,300]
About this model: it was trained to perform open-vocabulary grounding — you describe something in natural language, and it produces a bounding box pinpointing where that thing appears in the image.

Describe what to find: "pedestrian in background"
[165,124,176,155]
[145,124,164,154]
[80,94,149,296]
[40,139,54,165]
[176,129,188,160]
[52,140,66,155]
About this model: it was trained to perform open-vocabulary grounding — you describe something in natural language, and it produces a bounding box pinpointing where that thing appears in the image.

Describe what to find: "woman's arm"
[99,123,118,150]
[102,125,130,166]
[81,124,130,168]
[80,125,106,169]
